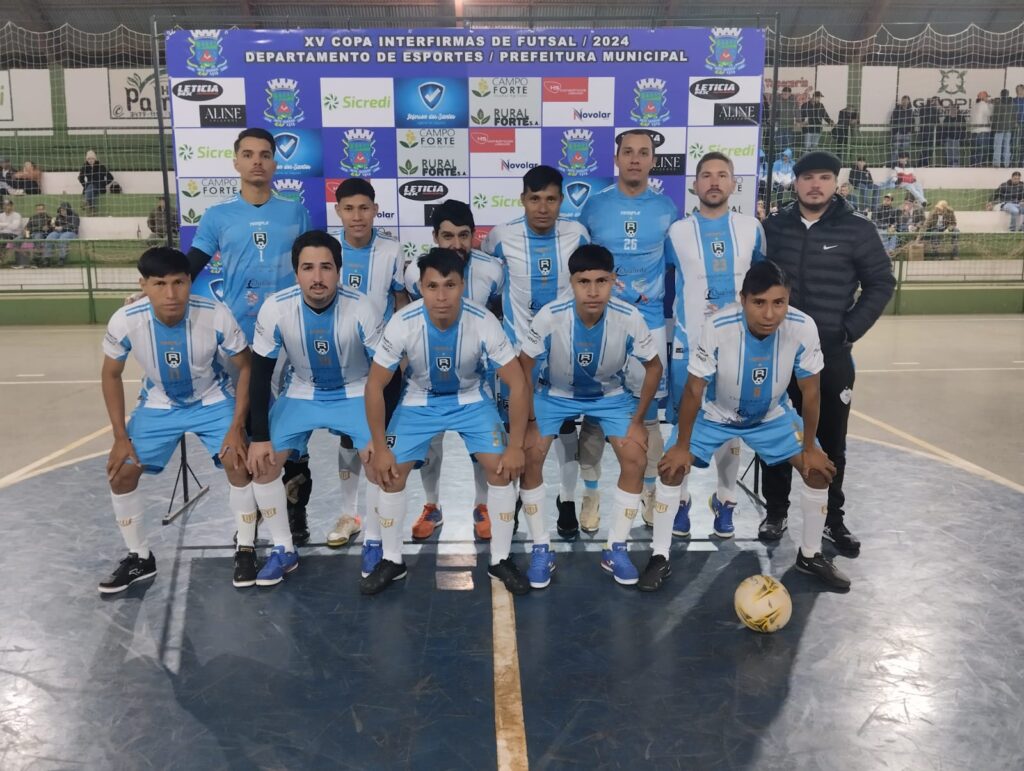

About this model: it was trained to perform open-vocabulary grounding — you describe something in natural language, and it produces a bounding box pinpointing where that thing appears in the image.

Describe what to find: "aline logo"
[631,78,669,127]
[186,29,227,77]
[565,181,591,208]
[273,179,305,204]
[559,129,597,177]
[706,27,745,76]
[264,78,304,128]
[340,129,380,177]
[419,82,445,111]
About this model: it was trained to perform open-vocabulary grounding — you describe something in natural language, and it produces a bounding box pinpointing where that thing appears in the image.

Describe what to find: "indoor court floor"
[1,315,1022,770]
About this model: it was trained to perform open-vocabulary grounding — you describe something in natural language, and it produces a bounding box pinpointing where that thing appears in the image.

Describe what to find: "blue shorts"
[270,395,372,456]
[668,404,808,467]
[127,400,235,474]
[534,391,637,439]
[387,400,507,465]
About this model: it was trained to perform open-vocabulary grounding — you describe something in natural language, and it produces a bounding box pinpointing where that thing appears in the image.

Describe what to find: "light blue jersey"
[327,228,404,320]
[191,193,311,341]
[577,184,678,329]
[103,296,246,409]
[404,249,504,307]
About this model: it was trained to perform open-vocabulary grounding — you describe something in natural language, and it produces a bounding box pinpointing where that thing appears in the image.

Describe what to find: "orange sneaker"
[411,503,444,539]
[473,504,492,541]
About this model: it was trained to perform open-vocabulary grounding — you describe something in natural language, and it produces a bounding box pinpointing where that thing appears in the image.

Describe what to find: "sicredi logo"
[543,78,589,102]
[470,129,517,153]
[689,78,740,100]
[399,180,449,201]
[173,80,224,101]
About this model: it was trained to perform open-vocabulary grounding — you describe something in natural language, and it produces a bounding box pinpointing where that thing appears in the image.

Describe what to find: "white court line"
[850,410,1024,495]
[491,583,529,771]
[0,425,111,489]
[16,373,45,378]
[856,367,1024,374]
[890,361,919,365]
[1,450,107,486]
[0,379,101,385]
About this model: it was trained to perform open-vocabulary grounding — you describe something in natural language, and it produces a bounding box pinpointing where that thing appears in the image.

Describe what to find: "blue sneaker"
[672,497,692,537]
[361,539,383,578]
[255,545,299,586]
[600,542,639,586]
[710,494,736,538]
[526,544,556,589]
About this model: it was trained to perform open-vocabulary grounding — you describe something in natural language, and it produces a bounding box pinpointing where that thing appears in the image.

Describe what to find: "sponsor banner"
[174,128,239,176]
[246,74,320,130]
[896,67,1006,114]
[686,126,759,176]
[396,128,469,178]
[469,177,528,226]
[613,126,687,177]
[320,78,395,127]
[683,174,756,217]
[542,77,616,126]
[324,177,397,231]
[322,128,388,178]
[469,128,542,177]
[542,127,616,178]
[558,177,614,220]
[687,76,762,125]
[169,77,246,127]
[614,75,684,128]
[398,226,437,263]
[396,177,470,225]
[176,176,240,224]
[65,68,169,130]
[394,77,468,128]
[0,69,54,134]
[468,76,541,127]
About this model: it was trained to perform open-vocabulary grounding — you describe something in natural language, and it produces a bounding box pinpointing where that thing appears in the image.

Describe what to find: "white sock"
[644,419,665,481]
[337,446,362,516]
[578,419,605,485]
[378,488,407,564]
[799,479,829,557]
[488,482,517,564]
[519,484,550,547]
[229,482,258,549]
[472,460,489,507]
[606,486,642,548]
[653,480,680,558]
[252,479,294,552]
[420,434,443,505]
[714,439,741,503]
[111,488,148,558]
[364,480,381,541]
[679,474,690,505]
[554,430,579,502]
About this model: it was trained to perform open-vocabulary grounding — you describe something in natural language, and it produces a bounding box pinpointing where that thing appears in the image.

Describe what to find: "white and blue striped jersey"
[103,296,246,410]
[577,184,678,329]
[191,193,311,342]
[326,228,405,321]
[404,249,504,306]
[522,298,658,400]
[252,286,384,401]
[374,298,515,407]
[481,217,589,347]
[665,211,766,355]
[690,304,823,427]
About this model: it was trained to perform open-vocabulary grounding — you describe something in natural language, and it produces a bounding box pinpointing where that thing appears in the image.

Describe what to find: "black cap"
[793,151,841,177]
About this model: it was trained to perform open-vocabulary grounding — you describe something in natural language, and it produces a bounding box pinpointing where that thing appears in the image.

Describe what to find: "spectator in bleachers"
[919,200,959,259]
[147,198,179,243]
[939,104,967,167]
[12,160,42,196]
[884,154,927,206]
[898,196,925,234]
[0,199,23,240]
[875,193,900,255]
[889,95,916,165]
[20,203,51,268]
[987,170,1024,232]
[991,89,1016,168]
[0,157,14,199]
[1014,84,1024,166]
[969,91,992,167]
[771,148,795,193]
[799,91,833,150]
[45,201,79,266]
[848,157,881,213]
[916,96,942,167]
[773,86,799,154]
[834,104,859,162]
[78,150,114,214]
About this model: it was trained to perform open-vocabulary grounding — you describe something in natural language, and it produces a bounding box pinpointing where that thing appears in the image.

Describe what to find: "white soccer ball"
[734,574,792,633]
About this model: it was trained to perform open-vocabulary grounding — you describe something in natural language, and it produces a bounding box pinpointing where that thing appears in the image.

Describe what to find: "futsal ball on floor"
[734,574,792,633]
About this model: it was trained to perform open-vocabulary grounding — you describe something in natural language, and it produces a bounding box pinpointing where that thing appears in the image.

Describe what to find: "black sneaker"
[232,546,258,588]
[98,552,157,594]
[823,521,861,556]
[287,504,311,546]
[795,551,851,589]
[555,496,579,541]
[360,559,408,595]
[488,557,531,596]
[637,554,671,592]
[758,516,788,542]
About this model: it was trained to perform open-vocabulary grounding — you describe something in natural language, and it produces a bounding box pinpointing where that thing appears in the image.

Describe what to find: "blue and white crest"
[631,78,669,127]
[186,29,227,77]
[419,82,445,111]
[275,133,299,160]
[705,27,745,76]
[340,129,380,178]
[565,181,591,208]
[264,78,304,128]
[559,129,597,178]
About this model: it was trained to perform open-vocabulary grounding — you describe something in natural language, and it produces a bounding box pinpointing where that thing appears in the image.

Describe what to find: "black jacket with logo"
[763,196,896,350]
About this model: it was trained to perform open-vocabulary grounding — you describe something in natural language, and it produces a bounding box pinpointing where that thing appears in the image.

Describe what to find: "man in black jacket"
[758,151,896,558]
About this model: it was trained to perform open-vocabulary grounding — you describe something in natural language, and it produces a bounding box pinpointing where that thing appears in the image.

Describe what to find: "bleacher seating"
[79,217,149,240]
[39,171,172,196]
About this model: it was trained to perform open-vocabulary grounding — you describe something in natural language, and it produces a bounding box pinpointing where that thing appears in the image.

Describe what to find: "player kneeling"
[650,261,849,591]
[247,230,385,587]
[519,245,662,588]
[361,248,531,595]
[99,247,255,593]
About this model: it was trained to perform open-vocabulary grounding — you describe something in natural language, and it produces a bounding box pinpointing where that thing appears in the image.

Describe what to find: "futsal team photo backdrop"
[164,26,765,297]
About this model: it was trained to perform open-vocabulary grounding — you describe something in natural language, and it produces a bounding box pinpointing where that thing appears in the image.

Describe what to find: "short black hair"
[418,247,465,280]
[615,129,656,155]
[741,260,791,296]
[695,151,734,177]
[430,199,474,233]
[522,165,563,194]
[568,244,614,274]
[234,128,276,154]
[335,177,376,203]
[291,229,342,272]
[138,246,191,278]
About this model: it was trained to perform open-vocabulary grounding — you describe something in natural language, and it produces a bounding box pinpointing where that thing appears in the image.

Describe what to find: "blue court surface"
[1,430,1022,770]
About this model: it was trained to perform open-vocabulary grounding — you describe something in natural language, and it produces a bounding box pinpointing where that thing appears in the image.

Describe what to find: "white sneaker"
[640,487,656,528]
[579,493,600,533]
[326,514,361,547]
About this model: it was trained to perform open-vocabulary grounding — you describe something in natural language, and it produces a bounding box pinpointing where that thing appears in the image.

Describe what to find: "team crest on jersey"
[577,352,594,366]
[624,220,638,237]
[313,339,330,355]
[253,232,268,249]
[385,434,397,448]
[537,257,552,276]
[165,351,182,368]
[752,367,767,385]
[348,273,363,288]
[711,239,726,257]
[436,356,452,372]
